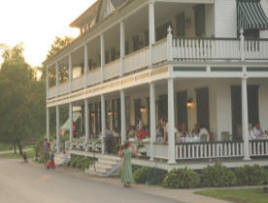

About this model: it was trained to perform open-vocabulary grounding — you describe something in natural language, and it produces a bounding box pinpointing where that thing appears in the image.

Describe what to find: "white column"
[84,99,89,143]
[84,44,88,87]
[168,78,176,164]
[68,55,72,92]
[242,77,250,160]
[101,95,106,154]
[100,34,105,82]
[56,105,60,153]
[120,21,125,76]
[240,29,245,61]
[56,62,59,96]
[167,26,173,61]
[69,103,73,143]
[46,107,50,142]
[149,1,155,66]
[149,83,156,161]
[120,90,126,144]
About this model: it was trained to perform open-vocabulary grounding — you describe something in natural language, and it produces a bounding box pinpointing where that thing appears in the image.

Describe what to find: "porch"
[60,77,268,164]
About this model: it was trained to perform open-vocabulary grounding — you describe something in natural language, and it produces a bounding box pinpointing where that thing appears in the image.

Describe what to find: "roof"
[70,0,127,28]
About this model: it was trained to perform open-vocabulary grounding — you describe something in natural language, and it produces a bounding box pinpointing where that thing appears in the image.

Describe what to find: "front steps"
[86,155,121,177]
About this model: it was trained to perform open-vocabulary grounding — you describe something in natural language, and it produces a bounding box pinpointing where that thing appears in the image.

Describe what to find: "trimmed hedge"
[133,167,150,184]
[162,168,200,188]
[200,164,237,187]
[146,168,167,185]
[234,165,266,185]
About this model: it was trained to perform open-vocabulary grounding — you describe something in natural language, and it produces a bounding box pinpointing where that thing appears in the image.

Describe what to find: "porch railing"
[124,47,149,74]
[176,141,244,160]
[87,67,101,86]
[173,38,268,61]
[104,58,120,81]
[72,75,85,91]
[153,38,167,64]
[249,139,268,157]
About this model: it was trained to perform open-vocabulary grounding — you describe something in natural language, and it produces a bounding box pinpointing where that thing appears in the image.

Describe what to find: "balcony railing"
[104,58,120,81]
[173,38,268,61]
[47,37,268,99]
[124,46,149,74]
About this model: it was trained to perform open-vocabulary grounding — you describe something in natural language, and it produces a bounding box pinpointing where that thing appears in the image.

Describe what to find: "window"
[244,29,260,40]
[194,5,206,37]
[176,13,185,37]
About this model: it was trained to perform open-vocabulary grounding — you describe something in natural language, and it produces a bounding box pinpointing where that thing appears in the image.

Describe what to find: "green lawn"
[197,188,268,203]
[0,150,35,159]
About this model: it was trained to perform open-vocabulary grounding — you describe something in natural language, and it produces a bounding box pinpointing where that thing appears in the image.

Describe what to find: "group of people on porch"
[126,118,213,143]
[249,122,267,140]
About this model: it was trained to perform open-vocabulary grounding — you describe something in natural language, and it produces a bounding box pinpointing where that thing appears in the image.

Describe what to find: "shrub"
[234,165,266,185]
[162,168,200,188]
[133,167,150,184]
[200,164,237,187]
[146,168,167,185]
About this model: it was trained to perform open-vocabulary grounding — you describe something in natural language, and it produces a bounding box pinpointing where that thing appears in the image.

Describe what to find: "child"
[47,152,55,169]
[23,153,28,163]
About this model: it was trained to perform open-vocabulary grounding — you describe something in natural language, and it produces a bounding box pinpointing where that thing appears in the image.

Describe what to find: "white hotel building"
[44,0,268,172]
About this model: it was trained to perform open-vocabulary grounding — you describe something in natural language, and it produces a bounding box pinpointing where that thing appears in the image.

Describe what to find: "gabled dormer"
[71,0,127,35]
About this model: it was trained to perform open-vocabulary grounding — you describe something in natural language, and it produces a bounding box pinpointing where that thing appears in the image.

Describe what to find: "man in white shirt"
[253,123,264,138]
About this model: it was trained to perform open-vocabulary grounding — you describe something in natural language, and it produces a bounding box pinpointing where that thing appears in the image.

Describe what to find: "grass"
[196,188,268,203]
[0,149,35,159]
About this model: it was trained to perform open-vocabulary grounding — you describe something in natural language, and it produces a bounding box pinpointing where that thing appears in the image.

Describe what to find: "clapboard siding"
[214,0,237,38]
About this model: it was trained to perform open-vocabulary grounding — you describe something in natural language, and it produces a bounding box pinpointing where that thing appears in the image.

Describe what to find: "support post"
[46,107,50,142]
[84,44,88,87]
[56,62,59,96]
[84,99,89,144]
[100,34,105,82]
[68,55,72,92]
[120,21,125,76]
[149,1,155,66]
[120,90,126,144]
[56,105,60,153]
[149,83,156,161]
[242,76,250,160]
[240,29,245,61]
[101,95,106,154]
[167,26,173,61]
[69,103,73,144]
[168,78,176,164]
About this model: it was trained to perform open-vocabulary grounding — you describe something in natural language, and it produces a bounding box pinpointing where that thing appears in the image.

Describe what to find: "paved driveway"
[0,159,181,203]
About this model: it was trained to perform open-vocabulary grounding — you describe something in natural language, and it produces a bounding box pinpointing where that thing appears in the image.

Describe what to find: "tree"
[40,36,73,84]
[46,36,73,59]
[0,44,45,154]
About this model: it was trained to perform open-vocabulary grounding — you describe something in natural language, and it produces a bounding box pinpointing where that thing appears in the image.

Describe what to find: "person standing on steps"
[119,141,135,187]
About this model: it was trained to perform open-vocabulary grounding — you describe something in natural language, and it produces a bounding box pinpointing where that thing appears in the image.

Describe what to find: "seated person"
[253,123,264,138]
[192,123,200,137]
[127,126,136,140]
[156,122,164,143]
[199,125,209,142]
[178,123,188,137]
[137,126,149,140]
[248,123,256,140]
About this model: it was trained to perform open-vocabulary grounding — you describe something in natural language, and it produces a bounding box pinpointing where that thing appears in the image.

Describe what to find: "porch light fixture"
[90,113,95,117]
[140,106,147,113]
[186,98,195,109]
[107,111,113,116]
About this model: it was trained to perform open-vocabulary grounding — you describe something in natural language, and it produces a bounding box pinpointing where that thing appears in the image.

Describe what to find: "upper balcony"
[46,0,268,100]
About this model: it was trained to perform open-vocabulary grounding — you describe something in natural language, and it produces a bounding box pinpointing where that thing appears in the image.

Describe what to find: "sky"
[0,0,96,67]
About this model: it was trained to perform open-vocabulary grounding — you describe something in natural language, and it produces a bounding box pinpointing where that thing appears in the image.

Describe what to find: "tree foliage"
[42,36,73,85]
[0,44,45,154]
[46,36,73,59]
